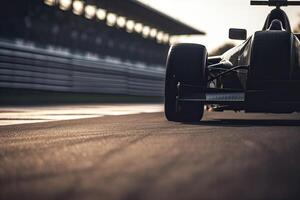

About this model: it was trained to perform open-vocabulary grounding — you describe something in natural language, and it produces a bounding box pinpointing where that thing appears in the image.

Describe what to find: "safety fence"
[0,40,166,97]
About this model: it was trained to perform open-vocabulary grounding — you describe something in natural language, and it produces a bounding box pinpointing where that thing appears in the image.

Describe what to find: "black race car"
[165,0,300,122]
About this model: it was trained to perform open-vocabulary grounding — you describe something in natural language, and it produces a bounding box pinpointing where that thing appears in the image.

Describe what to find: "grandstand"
[0,0,205,103]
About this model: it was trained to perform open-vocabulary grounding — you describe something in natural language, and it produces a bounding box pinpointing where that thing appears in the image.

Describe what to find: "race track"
[1,110,300,200]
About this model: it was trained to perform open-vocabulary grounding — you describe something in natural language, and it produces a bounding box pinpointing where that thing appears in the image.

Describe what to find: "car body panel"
[177,5,300,113]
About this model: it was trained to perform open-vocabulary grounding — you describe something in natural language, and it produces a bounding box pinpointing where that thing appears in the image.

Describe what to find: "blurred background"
[0,0,299,105]
[141,0,300,51]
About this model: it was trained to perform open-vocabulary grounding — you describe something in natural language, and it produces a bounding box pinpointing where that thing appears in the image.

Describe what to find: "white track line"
[0,104,163,126]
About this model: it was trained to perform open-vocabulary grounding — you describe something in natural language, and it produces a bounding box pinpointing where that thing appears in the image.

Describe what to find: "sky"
[138,0,300,52]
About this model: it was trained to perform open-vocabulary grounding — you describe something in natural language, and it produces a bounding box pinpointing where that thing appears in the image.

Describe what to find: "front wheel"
[164,43,207,122]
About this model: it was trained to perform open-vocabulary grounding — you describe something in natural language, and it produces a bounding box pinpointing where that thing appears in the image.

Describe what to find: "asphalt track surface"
[1,111,300,200]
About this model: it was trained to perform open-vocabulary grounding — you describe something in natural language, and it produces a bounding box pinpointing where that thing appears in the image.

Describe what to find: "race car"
[164,0,300,122]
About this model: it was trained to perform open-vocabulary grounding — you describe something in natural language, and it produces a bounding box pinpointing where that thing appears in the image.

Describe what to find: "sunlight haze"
[138,0,300,52]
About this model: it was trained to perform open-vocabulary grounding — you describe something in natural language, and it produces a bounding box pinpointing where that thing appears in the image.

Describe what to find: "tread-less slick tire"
[165,43,207,122]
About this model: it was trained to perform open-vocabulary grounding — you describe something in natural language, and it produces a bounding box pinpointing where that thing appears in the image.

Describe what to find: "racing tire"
[164,43,207,122]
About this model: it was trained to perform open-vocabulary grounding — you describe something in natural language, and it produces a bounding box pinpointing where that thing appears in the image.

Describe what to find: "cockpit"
[262,8,292,32]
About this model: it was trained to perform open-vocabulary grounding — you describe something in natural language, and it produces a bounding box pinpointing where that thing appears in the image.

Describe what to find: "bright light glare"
[117,16,126,28]
[142,26,150,37]
[59,0,72,10]
[73,0,84,15]
[85,5,97,19]
[156,31,164,42]
[150,28,157,38]
[96,8,106,20]
[134,23,143,33]
[59,0,172,44]
[44,0,56,6]
[106,13,117,26]
[169,36,178,45]
[163,33,169,43]
[126,20,135,32]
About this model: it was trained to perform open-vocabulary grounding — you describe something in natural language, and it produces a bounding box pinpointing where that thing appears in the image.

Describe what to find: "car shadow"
[183,119,300,127]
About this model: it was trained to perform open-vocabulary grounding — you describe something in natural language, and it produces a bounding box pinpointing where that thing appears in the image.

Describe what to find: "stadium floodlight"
[156,31,164,43]
[85,5,97,19]
[117,16,126,28]
[59,0,72,10]
[142,26,150,38]
[73,0,84,15]
[169,36,178,45]
[163,33,169,43]
[44,0,56,6]
[150,28,157,38]
[134,23,143,33]
[96,8,106,20]
[126,20,135,32]
[106,13,117,26]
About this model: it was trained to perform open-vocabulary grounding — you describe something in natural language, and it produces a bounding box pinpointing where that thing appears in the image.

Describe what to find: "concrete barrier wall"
[0,41,165,97]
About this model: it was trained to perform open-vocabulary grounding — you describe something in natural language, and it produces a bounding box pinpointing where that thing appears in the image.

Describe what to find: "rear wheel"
[164,43,207,122]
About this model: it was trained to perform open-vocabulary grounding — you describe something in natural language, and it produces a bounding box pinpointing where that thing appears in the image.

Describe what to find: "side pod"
[245,31,300,112]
